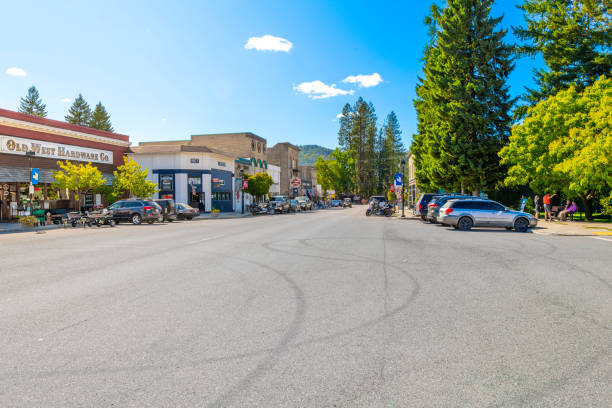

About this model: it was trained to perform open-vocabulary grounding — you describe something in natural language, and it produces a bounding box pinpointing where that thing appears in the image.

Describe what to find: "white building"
[267,164,281,195]
[128,144,237,212]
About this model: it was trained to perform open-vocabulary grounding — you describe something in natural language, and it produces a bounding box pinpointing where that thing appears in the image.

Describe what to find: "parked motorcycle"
[249,202,269,215]
[365,201,393,217]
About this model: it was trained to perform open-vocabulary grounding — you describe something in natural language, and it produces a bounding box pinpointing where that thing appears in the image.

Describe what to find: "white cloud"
[343,72,383,88]
[161,118,167,121]
[60,98,71,103]
[6,67,26,77]
[244,35,293,52]
[294,81,354,99]
[336,113,344,119]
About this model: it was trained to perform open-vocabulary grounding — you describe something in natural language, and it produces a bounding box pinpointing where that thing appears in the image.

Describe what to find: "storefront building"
[0,108,130,221]
[128,144,237,212]
[406,150,420,208]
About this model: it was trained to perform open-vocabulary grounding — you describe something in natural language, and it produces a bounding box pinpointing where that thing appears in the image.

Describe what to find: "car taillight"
[445,208,454,214]
[143,206,153,211]
[418,204,422,211]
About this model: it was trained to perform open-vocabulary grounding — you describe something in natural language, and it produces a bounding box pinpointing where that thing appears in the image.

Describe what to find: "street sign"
[31,168,39,185]
[291,177,301,187]
[293,187,298,195]
[395,173,403,186]
[242,179,248,189]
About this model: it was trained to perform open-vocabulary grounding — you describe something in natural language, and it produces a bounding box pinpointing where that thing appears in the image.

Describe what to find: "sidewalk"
[195,212,252,220]
[532,219,612,236]
[0,222,66,234]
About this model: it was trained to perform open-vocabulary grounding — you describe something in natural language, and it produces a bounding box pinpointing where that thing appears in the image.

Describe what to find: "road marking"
[187,235,224,245]
[589,236,612,243]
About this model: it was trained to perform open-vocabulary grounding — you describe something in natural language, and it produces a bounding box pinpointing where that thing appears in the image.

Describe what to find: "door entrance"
[189,191,200,209]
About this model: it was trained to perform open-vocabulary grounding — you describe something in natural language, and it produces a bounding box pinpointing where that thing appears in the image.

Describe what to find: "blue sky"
[1,0,541,149]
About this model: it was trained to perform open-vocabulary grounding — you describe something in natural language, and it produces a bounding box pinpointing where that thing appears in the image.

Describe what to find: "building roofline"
[190,132,267,143]
[0,108,129,142]
[270,142,300,151]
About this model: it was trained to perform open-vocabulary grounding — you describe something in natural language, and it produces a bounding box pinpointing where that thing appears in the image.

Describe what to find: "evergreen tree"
[376,112,404,193]
[89,102,114,132]
[514,0,612,115]
[65,94,92,126]
[412,0,515,194]
[337,98,378,197]
[18,86,47,117]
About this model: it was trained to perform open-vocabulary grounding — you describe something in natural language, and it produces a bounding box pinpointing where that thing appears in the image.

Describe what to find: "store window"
[251,140,256,151]
[217,162,226,167]
[159,174,173,191]
[212,192,231,201]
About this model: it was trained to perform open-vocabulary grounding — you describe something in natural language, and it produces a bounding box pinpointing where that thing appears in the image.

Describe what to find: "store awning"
[0,166,114,185]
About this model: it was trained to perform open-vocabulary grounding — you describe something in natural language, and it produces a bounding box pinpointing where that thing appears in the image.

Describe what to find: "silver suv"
[438,199,537,232]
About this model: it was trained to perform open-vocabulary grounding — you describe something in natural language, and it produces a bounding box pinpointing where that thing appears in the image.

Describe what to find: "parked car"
[175,203,199,220]
[295,196,312,211]
[107,199,162,225]
[343,197,352,208]
[289,199,301,213]
[331,200,343,207]
[438,199,537,232]
[154,198,177,222]
[414,193,439,220]
[426,195,476,223]
[270,196,290,214]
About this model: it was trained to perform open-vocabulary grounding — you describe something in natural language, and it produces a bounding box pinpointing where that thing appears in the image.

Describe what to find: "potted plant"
[211,207,220,217]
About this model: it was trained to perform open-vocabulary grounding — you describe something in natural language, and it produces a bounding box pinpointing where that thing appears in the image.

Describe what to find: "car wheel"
[109,219,116,227]
[366,209,372,216]
[457,216,473,231]
[514,217,529,232]
[131,214,142,225]
[186,216,193,221]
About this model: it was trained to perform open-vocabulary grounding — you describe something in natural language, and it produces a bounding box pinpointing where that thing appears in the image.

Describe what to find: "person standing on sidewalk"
[533,195,540,219]
[543,192,556,221]
[520,195,527,212]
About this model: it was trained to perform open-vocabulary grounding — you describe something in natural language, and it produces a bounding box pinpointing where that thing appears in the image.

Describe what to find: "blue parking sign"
[293,187,298,195]
[395,173,403,186]
[31,168,39,185]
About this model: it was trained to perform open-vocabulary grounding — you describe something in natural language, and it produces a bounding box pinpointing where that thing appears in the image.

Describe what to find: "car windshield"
[272,197,285,201]
[108,202,121,210]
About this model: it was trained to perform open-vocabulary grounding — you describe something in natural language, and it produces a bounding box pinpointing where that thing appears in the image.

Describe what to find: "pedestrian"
[519,195,527,212]
[559,201,577,221]
[543,192,556,221]
[533,195,540,219]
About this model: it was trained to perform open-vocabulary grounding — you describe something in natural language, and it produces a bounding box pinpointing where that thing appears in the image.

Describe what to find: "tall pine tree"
[514,0,611,115]
[412,0,515,194]
[338,98,378,197]
[89,102,114,132]
[18,86,47,117]
[65,94,92,126]
[377,112,404,193]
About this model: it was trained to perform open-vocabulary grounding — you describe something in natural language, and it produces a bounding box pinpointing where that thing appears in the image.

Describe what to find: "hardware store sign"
[1,135,113,164]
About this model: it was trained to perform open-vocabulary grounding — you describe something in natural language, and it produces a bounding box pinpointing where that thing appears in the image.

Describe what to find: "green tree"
[499,76,612,220]
[314,148,355,195]
[412,0,515,194]
[338,98,378,197]
[65,94,92,126]
[52,160,106,211]
[112,156,158,199]
[89,102,114,132]
[18,86,47,117]
[514,0,612,115]
[377,111,404,193]
[244,172,274,200]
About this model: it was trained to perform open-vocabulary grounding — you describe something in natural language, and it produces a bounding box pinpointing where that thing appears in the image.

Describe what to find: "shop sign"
[242,179,248,189]
[0,135,113,164]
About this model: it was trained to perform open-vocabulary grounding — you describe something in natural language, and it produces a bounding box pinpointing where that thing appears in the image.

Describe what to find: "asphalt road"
[1,207,611,407]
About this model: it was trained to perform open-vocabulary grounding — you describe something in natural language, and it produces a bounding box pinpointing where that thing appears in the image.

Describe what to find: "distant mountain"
[298,145,333,166]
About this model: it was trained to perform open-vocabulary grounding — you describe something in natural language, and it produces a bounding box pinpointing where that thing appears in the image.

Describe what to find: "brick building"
[267,142,300,197]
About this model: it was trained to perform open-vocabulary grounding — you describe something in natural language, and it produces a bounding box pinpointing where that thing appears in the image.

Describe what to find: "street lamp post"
[25,151,36,216]
[400,158,406,218]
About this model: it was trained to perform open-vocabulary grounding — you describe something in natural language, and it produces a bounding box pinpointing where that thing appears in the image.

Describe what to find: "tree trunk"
[579,193,593,221]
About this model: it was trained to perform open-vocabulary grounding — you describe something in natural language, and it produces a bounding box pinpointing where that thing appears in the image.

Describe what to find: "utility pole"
[401,158,406,218]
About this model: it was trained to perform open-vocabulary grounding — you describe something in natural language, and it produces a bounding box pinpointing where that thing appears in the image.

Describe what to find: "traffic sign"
[291,177,301,187]
[395,173,403,186]
[293,187,298,195]
[31,168,39,185]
